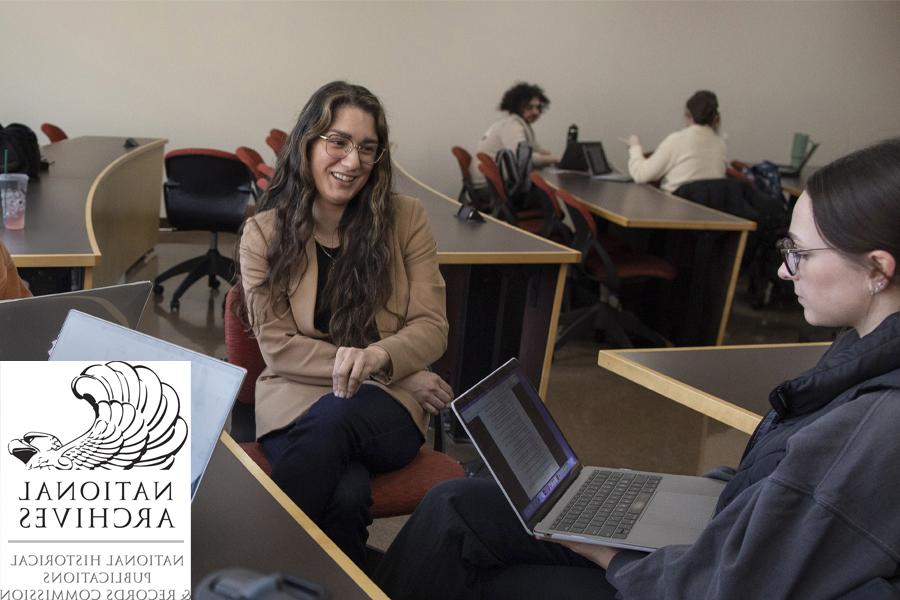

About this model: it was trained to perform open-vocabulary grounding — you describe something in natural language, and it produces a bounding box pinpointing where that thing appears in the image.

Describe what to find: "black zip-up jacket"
[606,312,900,599]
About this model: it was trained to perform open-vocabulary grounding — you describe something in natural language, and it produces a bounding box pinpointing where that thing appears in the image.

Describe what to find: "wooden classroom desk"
[542,171,756,346]
[395,163,579,399]
[598,343,830,434]
[3,136,165,289]
[193,434,384,598]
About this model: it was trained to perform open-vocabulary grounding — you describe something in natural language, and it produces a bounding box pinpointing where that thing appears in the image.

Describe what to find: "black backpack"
[495,141,533,210]
[0,123,41,179]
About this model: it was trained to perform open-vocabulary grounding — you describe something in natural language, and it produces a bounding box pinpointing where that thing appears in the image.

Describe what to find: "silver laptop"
[451,358,724,552]
[582,142,632,182]
[0,281,152,360]
[49,310,246,501]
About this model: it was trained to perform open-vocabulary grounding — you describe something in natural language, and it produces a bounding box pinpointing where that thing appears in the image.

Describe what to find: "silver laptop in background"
[451,358,724,552]
[49,310,246,501]
[582,142,632,182]
[0,281,152,360]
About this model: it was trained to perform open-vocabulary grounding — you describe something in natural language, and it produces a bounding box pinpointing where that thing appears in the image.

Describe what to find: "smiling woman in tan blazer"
[238,81,450,565]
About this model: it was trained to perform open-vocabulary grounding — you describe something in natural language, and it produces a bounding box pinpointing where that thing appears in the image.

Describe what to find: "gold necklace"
[314,234,340,260]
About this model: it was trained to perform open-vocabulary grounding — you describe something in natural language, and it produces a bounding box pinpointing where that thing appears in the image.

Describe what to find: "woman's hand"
[550,539,621,569]
[333,345,391,398]
[394,370,453,415]
[619,134,641,147]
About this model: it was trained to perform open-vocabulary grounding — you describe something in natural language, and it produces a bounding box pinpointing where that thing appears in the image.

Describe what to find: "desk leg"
[435,263,563,397]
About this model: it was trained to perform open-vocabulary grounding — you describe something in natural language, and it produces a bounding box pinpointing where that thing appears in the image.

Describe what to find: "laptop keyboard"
[551,470,660,539]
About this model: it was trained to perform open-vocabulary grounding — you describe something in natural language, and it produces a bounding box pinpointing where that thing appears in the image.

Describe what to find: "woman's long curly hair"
[238,81,395,348]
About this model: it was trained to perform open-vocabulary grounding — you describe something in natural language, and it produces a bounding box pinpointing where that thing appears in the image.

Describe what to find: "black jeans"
[261,385,423,565]
[374,478,618,600]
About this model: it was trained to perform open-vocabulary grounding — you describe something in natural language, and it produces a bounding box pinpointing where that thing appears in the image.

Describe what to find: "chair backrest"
[40,123,68,143]
[476,152,507,203]
[267,128,288,154]
[528,172,565,221]
[224,285,266,405]
[451,146,472,183]
[555,187,599,248]
[255,164,275,192]
[164,148,254,232]
[235,146,266,179]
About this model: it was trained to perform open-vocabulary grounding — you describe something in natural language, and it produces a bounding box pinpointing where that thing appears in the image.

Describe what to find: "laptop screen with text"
[454,360,578,521]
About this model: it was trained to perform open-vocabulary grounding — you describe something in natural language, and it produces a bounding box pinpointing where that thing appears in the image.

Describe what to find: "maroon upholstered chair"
[476,152,544,234]
[266,129,288,155]
[528,172,574,244]
[235,146,267,180]
[555,187,676,349]
[223,286,465,519]
[40,123,68,143]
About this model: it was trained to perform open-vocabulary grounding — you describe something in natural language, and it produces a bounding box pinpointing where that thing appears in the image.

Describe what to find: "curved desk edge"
[87,138,167,287]
[219,433,388,600]
[85,138,167,255]
[393,161,580,264]
[597,349,763,435]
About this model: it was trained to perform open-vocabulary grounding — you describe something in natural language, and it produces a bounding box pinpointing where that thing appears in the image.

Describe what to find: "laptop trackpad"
[644,492,715,529]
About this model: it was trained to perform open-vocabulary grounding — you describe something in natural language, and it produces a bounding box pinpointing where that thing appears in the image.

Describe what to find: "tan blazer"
[0,240,30,300]
[240,194,448,439]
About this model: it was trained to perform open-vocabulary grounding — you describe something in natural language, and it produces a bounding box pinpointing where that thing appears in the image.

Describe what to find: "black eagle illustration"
[7,361,188,470]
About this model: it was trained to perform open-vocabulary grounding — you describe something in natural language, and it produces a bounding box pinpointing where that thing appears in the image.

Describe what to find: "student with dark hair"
[469,82,559,191]
[376,139,900,599]
[0,239,30,300]
[238,81,450,565]
[622,90,727,192]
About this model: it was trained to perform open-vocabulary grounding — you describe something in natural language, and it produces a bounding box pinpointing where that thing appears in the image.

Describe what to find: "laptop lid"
[451,358,582,531]
[48,310,246,501]
[582,142,612,176]
[0,281,152,360]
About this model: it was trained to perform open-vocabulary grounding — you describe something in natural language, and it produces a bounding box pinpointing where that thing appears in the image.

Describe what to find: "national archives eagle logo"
[7,361,188,470]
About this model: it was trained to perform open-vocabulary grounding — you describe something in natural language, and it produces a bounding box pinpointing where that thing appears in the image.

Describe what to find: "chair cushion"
[586,250,677,282]
[237,443,464,519]
[371,447,465,518]
[517,218,545,234]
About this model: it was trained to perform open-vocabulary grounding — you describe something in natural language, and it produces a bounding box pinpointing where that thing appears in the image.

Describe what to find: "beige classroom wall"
[3,1,899,199]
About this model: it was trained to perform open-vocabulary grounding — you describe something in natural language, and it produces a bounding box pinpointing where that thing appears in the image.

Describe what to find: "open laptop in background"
[777,141,819,178]
[451,358,724,552]
[582,142,632,182]
[0,281,152,360]
[557,140,593,172]
[49,310,246,501]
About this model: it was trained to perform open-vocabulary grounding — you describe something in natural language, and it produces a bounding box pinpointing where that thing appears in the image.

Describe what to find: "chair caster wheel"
[154,284,164,295]
[170,300,180,311]
[211,279,221,290]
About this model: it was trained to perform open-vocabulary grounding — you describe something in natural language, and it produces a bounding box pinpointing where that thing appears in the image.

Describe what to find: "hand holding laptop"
[551,539,622,569]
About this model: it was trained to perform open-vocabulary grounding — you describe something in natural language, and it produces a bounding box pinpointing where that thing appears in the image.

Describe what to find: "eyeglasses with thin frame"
[318,134,385,165]
[776,237,834,276]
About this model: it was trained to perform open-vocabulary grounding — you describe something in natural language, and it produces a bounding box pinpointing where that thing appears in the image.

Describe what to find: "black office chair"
[154,148,253,310]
